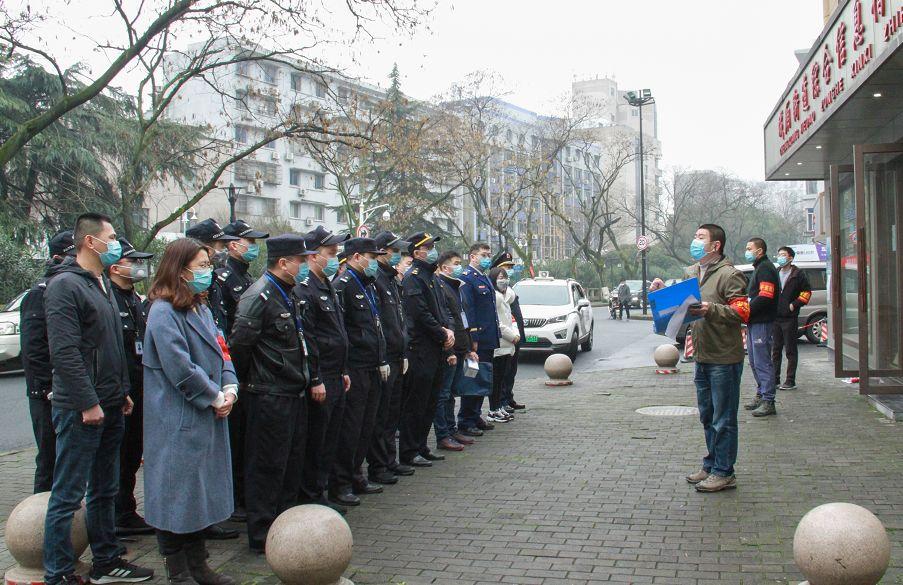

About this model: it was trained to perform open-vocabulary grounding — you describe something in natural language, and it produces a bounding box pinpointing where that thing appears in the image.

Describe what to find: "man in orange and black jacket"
[772,246,811,391]
[743,237,781,417]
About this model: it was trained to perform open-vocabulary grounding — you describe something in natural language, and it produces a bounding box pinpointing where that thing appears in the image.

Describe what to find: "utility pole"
[623,89,655,315]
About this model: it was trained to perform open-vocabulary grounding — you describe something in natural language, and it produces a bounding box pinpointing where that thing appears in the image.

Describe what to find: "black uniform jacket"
[436,274,472,355]
[216,256,254,339]
[230,272,309,396]
[333,267,387,370]
[20,259,71,400]
[402,259,449,349]
[294,272,349,385]
[375,262,407,362]
[111,282,147,392]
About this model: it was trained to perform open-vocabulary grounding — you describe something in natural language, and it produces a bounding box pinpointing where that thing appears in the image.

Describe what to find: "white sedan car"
[514,275,594,360]
[0,291,26,371]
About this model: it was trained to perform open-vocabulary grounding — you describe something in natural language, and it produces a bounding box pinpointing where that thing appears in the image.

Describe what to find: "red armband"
[797,290,811,305]
[728,297,750,323]
[217,334,232,362]
[758,281,776,299]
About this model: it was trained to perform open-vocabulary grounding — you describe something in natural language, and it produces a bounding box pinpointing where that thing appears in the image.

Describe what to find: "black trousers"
[490,354,513,411]
[502,345,520,406]
[619,302,631,319]
[115,385,143,521]
[331,367,381,494]
[243,393,308,550]
[398,345,445,464]
[156,529,204,556]
[300,373,346,502]
[28,397,55,493]
[228,398,246,511]
[772,317,800,385]
[365,358,403,479]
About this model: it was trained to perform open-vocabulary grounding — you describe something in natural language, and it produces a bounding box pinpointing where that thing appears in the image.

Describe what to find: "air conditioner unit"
[270,151,280,161]
[295,188,306,198]
[304,218,314,226]
[285,152,294,162]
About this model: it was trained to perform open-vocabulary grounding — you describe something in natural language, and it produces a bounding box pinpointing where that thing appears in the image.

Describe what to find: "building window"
[236,61,251,77]
[257,97,278,116]
[289,169,302,186]
[315,81,327,98]
[290,73,303,91]
[234,126,248,143]
[236,195,276,217]
[806,207,816,233]
[336,208,347,224]
[338,87,349,102]
[610,86,615,96]
[262,136,276,150]
[313,173,325,189]
[313,204,325,221]
[261,62,278,85]
[289,201,302,219]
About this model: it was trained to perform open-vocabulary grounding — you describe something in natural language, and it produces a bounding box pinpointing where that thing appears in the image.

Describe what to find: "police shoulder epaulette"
[259,290,269,301]
[38,282,47,289]
[217,271,230,282]
[338,275,349,283]
[411,268,419,275]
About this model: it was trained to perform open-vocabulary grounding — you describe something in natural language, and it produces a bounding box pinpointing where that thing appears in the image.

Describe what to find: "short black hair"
[74,212,112,250]
[469,242,490,255]
[437,251,460,266]
[748,237,767,254]
[778,246,795,258]
[698,223,726,257]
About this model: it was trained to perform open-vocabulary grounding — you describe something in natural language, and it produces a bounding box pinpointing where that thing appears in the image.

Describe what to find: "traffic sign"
[636,235,649,251]
[357,225,370,238]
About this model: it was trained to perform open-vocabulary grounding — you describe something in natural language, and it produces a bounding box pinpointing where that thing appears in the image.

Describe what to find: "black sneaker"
[114,513,154,536]
[90,558,154,584]
[779,383,797,390]
[509,400,526,410]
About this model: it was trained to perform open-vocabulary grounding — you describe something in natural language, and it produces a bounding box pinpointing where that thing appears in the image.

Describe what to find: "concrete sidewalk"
[1,350,900,584]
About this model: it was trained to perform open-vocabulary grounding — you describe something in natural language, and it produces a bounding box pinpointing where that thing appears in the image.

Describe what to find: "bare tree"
[0,0,429,167]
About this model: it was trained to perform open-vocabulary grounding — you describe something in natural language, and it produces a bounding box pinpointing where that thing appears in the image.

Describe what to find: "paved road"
[0,372,29,453]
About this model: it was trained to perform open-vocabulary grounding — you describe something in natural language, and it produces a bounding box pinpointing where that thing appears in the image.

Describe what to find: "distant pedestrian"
[686,223,749,493]
[772,246,812,391]
[142,238,237,585]
[616,279,631,320]
[743,237,780,417]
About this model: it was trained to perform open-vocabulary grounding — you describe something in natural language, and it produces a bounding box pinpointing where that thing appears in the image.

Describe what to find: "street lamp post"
[623,89,655,315]
[357,203,391,235]
[219,183,245,224]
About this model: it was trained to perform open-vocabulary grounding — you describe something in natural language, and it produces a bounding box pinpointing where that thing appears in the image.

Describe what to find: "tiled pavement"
[1,350,900,584]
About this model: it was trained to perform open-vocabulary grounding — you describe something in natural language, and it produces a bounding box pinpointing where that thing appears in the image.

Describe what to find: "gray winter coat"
[142,300,238,533]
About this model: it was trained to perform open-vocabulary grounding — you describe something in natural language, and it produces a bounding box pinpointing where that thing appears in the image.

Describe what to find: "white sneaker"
[486,410,509,423]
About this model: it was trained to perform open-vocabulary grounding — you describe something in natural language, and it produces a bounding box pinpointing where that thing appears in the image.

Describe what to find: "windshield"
[626,280,643,293]
[514,284,570,306]
[2,291,26,313]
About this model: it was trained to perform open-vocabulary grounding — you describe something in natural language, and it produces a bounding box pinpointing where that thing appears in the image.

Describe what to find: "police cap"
[185,218,240,243]
[405,232,440,254]
[224,219,269,239]
[266,234,313,260]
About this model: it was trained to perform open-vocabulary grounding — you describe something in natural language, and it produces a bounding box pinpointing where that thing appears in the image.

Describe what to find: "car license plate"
[526,335,539,343]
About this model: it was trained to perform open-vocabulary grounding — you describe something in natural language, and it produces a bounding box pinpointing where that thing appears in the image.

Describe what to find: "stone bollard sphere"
[653,344,680,368]
[793,502,891,585]
[5,492,88,571]
[266,504,354,585]
[544,353,573,386]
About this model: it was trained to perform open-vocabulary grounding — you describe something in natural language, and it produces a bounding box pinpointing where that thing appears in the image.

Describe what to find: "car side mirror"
[577,298,591,308]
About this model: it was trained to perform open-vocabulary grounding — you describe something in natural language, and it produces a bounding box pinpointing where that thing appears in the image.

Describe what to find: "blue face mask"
[452,265,464,278]
[389,252,401,267]
[295,261,310,284]
[479,257,492,271]
[425,248,439,264]
[241,243,259,262]
[322,257,340,278]
[744,250,756,263]
[363,258,379,278]
[93,237,122,268]
[689,239,707,261]
[185,268,213,293]
[777,256,789,267]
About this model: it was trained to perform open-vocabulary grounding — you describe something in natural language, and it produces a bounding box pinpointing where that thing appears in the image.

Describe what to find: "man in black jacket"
[43,213,153,585]
[108,238,155,537]
[20,230,75,493]
[295,226,351,514]
[331,238,389,506]
[743,237,781,417]
[229,234,312,553]
[772,246,812,391]
[366,232,414,484]
[398,233,455,468]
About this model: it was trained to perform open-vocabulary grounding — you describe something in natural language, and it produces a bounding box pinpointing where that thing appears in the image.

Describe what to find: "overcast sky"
[19,0,826,181]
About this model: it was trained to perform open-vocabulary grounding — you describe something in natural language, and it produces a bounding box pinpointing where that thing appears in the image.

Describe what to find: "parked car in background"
[0,291,26,372]
[514,274,595,360]
[624,280,653,308]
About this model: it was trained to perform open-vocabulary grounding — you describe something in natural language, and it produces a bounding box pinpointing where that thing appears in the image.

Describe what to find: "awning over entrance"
[764,0,903,180]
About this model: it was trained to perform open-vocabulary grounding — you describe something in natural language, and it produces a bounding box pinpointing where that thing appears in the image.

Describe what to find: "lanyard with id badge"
[348,270,390,381]
[264,274,308,357]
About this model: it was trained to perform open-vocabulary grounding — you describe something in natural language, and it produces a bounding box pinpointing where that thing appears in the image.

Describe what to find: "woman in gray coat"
[143,238,237,585]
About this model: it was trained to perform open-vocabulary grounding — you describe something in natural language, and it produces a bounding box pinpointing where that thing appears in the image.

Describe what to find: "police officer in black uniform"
[366,232,414,484]
[294,226,351,514]
[330,238,389,506]
[185,218,240,336]
[398,233,456,468]
[20,230,75,494]
[229,234,311,553]
[216,219,268,523]
[105,238,156,536]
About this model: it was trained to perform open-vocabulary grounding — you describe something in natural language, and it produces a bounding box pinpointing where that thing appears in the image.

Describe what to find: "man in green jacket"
[685,224,750,493]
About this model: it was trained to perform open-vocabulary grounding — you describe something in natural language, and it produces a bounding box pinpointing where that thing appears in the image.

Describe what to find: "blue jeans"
[746,322,776,402]
[434,359,462,442]
[457,396,483,429]
[694,362,742,477]
[44,406,125,583]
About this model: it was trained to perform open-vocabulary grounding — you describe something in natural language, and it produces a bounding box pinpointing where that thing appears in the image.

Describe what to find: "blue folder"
[648,278,703,337]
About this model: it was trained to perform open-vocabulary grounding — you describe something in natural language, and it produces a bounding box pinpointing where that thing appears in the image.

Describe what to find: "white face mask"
[496,278,509,292]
